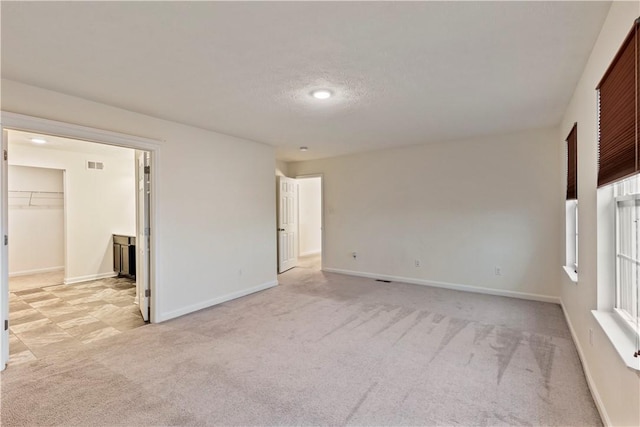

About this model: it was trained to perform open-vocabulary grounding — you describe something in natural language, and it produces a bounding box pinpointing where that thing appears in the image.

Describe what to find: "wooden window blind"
[597,19,639,187]
[566,123,577,200]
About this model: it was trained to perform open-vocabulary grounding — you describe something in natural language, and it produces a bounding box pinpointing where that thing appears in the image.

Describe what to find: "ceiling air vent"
[87,161,104,170]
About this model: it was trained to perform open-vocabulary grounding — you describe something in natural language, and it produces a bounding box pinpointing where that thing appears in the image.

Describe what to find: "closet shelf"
[8,190,64,208]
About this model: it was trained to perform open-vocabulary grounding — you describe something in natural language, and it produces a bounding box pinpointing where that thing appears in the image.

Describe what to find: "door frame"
[295,174,324,271]
[135,150,151,321]
[1,130,8,370]
[0,112,161,370]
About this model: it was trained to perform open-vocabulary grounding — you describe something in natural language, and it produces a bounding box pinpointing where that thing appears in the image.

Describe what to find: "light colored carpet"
[1,255,601,426]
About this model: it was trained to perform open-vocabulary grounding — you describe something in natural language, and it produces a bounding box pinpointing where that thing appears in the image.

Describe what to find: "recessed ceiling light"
[30,138,47,144]
[299,146,308,152]
[311,90,332,100]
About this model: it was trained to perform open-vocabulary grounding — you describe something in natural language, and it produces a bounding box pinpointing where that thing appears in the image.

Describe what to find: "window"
[574,203,578,272]
[566,123,577,200]
[614,175,640,331]
[593,19,640,368]
[564,124,578,280]
[565,201,578,279]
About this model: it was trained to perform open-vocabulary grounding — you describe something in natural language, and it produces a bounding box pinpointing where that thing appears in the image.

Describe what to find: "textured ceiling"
[1,1,611,161]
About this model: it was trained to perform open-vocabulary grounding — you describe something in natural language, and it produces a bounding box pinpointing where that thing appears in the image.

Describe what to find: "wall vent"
[87,161,104,170]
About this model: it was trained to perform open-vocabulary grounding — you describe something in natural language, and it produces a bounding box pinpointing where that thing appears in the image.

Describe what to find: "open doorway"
[0,124,153,368]
[297,176,322,270]
[276,175,322,274]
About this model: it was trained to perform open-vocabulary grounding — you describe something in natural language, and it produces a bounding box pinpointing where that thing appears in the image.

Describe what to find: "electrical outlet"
[589,328,593,346]
[494,266,502,276]
[415,259,421,267]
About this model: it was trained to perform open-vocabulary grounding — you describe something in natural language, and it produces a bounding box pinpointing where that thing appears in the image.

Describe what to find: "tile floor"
[9,270,65,293]
[9,276,146,365]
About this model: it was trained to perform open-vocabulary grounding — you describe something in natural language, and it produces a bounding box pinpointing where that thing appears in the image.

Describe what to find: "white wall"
[276,160,289,177]
[9,141,136,283]
[1,78,277,322]
[559,2,640,426]
[8,165,64,275]
[298,177,322,256]
[289,127,562,301]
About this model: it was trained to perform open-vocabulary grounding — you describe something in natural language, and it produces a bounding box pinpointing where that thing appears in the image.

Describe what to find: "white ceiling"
[1,1,611,161]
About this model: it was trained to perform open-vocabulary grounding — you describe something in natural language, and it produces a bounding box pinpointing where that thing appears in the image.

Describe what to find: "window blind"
[566,123,577,200]
[597,19,639,187]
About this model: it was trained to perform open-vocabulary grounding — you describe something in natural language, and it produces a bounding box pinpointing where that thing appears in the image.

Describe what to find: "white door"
[135,151,150,321]
[0,129,9,370]
[277,176,298,273]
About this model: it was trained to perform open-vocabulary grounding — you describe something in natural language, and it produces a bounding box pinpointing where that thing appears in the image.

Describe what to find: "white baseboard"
[159,280,278,322]
[323,267,561,304]
[63,271,117,285]
[300,250,321,257]
[560,301,610,427]
[9,266,64,278]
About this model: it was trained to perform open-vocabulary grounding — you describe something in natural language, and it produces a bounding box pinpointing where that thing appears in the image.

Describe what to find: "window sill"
[563,266,578,283]
[591,310,640,371]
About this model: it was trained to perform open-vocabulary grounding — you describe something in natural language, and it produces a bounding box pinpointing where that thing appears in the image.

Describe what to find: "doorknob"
[278,228,285,231]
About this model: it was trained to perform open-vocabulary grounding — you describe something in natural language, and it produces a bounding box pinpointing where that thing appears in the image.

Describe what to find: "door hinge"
[3,150,7,161]
[3,235,7,246]
[144,227,151,236]
[4,320,8,331]
[145,289,151,297]
[144,166,150,174]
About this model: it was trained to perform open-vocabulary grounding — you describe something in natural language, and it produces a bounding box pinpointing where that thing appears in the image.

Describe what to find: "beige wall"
[290,127,562,301]
[8,165,64,275]
[559,2,640,426]
[1,79,278,322]
[276,159,289,177]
